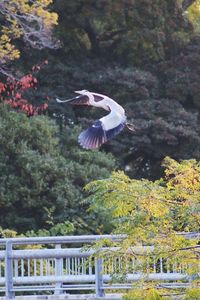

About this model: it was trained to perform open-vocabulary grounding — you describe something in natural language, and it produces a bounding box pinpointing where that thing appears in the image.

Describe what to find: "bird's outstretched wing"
[72,93,104,104]
[78,112,126,149]
[78,120,107,149]
[56,93,105,106]
[56,95,91,106]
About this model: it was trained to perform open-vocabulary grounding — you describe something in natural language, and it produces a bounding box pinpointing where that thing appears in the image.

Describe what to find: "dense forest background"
[0,0,200,236]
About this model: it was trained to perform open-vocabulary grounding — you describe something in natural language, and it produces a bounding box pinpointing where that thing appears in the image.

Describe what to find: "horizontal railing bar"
[13,284,96,290]
[0,232,198,245]
[13,285,55,289]
[9,283,193,293]
[13,286,56,291]
[13,285,95,289]
[57,287,95,290]
[12,282,192,290]
[103,273,189,282]
[0,272,189,287]
[10,246,158,259]
[8,273,188,286]
[176,232,200,239]
[13,275,96,284]
[157,285,191,289]
[0,235,125,245]
[61,284,95,288]
[157,283,191,287]
[11,248,93,259]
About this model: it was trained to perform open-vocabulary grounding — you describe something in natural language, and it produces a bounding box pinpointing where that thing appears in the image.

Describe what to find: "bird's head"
[74,90,89,95]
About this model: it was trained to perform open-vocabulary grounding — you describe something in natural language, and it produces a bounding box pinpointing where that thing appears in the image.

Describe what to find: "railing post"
[95,257,104,298]
[54,244,63,295]
[5,240,15,299]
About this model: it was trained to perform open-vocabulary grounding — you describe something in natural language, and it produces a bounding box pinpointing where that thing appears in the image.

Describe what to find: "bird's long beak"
[74,90,83,94]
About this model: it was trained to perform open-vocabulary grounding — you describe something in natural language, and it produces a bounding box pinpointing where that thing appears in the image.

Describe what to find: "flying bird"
[56,90,134,150]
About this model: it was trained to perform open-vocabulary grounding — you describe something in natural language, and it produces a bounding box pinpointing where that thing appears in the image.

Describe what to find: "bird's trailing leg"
[126,123,135,132]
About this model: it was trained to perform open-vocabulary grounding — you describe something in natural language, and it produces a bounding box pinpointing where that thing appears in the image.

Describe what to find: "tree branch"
[182,0,196,11]
[82,19,100,54]
[0,0,60,50]
[176,245,200,251]
[97,28,127,42]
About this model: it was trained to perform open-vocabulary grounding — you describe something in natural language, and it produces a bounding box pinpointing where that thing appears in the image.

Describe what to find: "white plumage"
[56,90,134,149]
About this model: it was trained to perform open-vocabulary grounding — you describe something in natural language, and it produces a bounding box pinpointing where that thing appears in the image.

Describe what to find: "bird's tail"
[126,123,135,132]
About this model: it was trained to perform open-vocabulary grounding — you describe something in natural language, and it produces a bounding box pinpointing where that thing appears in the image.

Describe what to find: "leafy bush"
[123,288,163,300]
[183,288,200,300]
[0,104,115,233]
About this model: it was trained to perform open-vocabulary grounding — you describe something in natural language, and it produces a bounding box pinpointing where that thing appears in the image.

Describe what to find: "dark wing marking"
[78,120,107,150]
[70,95,90,105]
[56,95,90,105]
[93,94,104,102]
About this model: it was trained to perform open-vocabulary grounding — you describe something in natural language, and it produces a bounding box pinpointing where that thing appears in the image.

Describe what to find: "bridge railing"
[0,234,198,299]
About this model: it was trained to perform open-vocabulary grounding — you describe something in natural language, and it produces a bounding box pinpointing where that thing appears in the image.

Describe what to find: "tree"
[0,61,49,115]
[0,104,115,233]
[0,0,59,75]
[85,157,199,288]
[184,0,200,32]
[30,0,198,181]
[86,156,199,235]
[51,0,192,63]
[5,0,200,181]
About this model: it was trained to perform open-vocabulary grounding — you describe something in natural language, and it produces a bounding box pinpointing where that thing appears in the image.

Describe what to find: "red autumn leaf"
[1,61,49,116]
[15,93,21,99]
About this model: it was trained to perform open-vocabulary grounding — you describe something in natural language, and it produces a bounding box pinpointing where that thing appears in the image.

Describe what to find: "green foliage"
[163,157,200,232]
[86,159,200,237]
[11,0,200,180]
[183,287,200,300]
[0,0,58,67]
[51,0,192,65]
[1,0,200,237]
[187,0,200,32]
[85,157,199,271]
[26,221,74,237]
[0,104,115,233]
[0,226,18,238]
[123,288,164,300]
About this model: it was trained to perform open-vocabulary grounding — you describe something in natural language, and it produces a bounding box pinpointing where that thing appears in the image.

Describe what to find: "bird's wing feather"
[56,95,91,106]
[78,112,126,149]
[78,120,107,150]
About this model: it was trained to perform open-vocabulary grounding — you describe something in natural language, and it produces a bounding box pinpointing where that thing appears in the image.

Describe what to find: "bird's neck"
[106,98,125,114]
[84,92,95,103]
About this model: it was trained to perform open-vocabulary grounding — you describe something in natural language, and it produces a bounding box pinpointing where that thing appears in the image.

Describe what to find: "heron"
[56,90,134,150]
